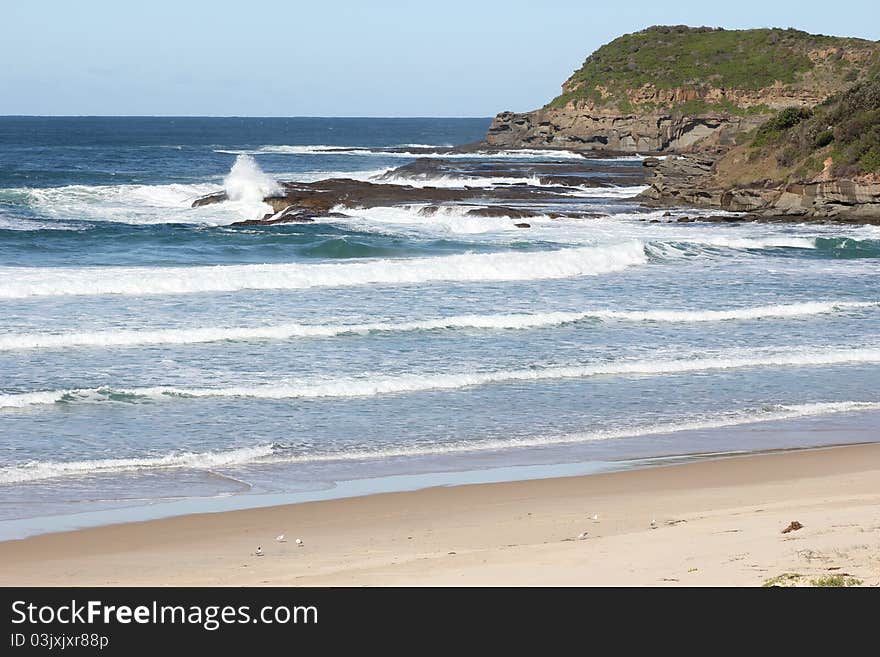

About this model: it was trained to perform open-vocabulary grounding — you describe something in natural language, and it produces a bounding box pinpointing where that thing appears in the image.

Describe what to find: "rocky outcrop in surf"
[192,157,648,226]
[639,154,880,222]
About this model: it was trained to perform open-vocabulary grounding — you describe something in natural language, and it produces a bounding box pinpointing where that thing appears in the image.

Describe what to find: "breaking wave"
[0,445,275,484]
[2,400,877,483]
[0,241,648,299]
[0,301,874,352]
[3,345,880,410]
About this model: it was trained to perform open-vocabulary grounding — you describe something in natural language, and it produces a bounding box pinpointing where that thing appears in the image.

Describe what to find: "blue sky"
[2,0,878,116]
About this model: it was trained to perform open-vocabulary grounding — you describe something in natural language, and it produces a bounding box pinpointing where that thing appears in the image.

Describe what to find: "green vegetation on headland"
[741,75,880,180]
[548,25,879,114]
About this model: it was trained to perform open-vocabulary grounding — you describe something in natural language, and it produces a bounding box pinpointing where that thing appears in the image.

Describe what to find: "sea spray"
[223,154,282,202]
[222,154,282,220]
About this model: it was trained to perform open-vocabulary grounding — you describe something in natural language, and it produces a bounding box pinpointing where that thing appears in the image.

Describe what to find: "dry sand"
[1,443,879,586]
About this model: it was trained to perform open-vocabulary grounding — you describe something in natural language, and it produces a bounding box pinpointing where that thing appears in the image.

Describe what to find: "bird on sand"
[255,546,264,557]
[650,518,657,529]
[295,538,304,547]
[591,513,599,522]
[577,531,589,540]
[276,534,286,543]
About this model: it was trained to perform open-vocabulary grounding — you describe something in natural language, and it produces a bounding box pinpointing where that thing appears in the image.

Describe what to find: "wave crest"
[2,400,876,483]
[4,345,880,410]
[0,301,874,352]
[0,241,647,299]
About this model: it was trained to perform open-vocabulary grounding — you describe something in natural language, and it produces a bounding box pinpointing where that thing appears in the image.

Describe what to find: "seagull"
[295,538,303,547]
[650,518,657,529]
[276,534,286,543]
[577,531,589,540]
[255,546,264,557]
[591,513,599,522]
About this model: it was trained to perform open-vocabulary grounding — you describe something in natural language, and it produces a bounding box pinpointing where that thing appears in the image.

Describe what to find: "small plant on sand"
[810,575,862,587]
[762,573,802,587]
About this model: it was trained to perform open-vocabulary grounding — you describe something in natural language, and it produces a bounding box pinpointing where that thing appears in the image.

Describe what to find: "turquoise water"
[1,117,879,531]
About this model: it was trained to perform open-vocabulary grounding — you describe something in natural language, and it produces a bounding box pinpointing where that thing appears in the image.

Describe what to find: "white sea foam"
[24,182,221,225]
[0,241,647,299]
[0,445,274,484]
[377,170,647,196]
[270,400,880,464]
[691,236,817,250]
[3,345,879,411]
[2,302,872,352]
[218,145,593,160]
[334,204,544,234]
[564,185,649,198]
[378,172,547,188]
[2,400,876,483]
[18,156,283,226]
[222,154,282,220]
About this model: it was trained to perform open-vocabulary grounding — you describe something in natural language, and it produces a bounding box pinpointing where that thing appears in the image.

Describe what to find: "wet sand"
[1,443,878,586]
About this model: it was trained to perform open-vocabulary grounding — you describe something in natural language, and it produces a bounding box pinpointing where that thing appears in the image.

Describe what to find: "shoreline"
[2,441,878,586]
[3,405,877,542]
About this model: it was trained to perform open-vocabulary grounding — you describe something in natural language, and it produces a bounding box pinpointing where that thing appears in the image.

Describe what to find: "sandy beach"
[0,443,877,587]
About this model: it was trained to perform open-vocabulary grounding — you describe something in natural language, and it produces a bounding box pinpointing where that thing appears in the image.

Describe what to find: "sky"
[2,0,878,117]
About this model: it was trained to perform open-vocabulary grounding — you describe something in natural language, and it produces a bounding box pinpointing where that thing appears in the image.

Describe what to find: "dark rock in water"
[642,157,661,167]
[466,206,536,219]
[192,191,228,207]
[676,216,694,222]
[514,222,531,228]
[546,211,603,219]
[230,205,344,226]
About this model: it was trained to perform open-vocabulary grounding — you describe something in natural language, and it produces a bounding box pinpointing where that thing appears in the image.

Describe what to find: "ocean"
[1,117,878,537]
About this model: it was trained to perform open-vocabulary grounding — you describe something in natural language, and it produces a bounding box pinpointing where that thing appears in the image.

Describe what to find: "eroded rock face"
[484,107,764,154]
[639,155,880,223]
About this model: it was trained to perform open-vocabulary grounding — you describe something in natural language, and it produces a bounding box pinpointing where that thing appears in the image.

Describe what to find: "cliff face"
[485,106,761,153]
[640,76,880,222]
[484,26,880,154]
[640,154,880,222]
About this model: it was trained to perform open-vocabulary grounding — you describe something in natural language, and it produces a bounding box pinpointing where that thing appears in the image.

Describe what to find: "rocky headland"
[481,25,880,222]
[195,26,880,225]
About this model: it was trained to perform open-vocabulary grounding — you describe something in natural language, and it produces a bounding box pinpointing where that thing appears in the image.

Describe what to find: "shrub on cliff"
[746,76,880,177]
[548,26,878,115]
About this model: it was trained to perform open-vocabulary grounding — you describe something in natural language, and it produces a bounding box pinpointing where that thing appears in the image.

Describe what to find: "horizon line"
[0,114,496,120]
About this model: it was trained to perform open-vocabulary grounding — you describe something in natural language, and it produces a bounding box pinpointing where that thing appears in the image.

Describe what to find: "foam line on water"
[216,145,594,160]
[1,400,876,483]
[3,345,880,410]
[0,301,874,352]
[0,241,647,299]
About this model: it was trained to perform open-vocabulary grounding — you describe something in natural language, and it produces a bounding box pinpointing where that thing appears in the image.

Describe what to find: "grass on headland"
[546,25,876,113]
[745,76,880,178]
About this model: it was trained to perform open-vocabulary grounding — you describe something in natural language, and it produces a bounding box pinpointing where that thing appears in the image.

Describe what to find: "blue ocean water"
[1,117,879,533]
